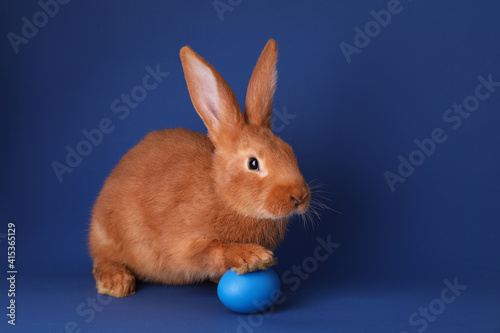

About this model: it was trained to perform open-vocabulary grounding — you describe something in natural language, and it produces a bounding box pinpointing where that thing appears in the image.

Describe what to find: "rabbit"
[89,39,311,298]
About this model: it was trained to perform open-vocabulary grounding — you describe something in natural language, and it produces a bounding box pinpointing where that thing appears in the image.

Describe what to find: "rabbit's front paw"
[227,243,277,275]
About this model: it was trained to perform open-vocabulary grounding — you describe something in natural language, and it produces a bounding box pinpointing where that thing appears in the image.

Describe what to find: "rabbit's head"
[180,40,310,220]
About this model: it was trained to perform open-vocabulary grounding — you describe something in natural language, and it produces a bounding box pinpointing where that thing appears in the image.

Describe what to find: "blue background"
[1,0,499,332]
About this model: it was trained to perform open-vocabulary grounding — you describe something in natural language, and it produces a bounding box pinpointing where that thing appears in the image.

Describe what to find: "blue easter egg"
[217,268,281,313]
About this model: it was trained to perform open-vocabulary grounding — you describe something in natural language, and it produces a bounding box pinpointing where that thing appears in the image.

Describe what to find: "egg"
[217,269,281,313]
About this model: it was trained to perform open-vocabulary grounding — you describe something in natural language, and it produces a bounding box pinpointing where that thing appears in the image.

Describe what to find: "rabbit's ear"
[180,46,244,145]
[244,39,278,129]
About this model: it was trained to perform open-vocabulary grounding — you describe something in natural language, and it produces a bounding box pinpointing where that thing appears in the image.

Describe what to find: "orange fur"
[89,40,310,297]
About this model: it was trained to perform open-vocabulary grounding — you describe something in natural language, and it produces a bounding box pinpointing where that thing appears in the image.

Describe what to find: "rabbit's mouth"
[289,198,311,217]
[261,190,311,220]
[265,206,309,221]
[295,200,310,215]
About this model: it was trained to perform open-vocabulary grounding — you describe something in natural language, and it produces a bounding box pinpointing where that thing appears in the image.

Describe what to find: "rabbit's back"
[89,128,217,282]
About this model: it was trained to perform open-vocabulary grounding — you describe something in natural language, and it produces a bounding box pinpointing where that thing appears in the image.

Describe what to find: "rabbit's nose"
[291,196,301,205]
[291,192,309,206]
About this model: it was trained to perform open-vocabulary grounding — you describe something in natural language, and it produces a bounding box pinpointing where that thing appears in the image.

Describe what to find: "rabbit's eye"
[248,157,259,171]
